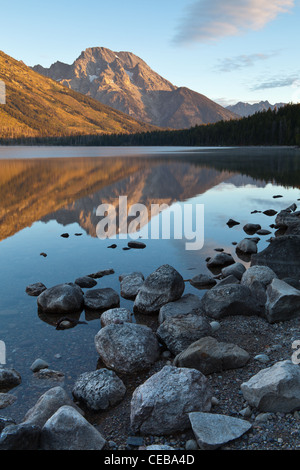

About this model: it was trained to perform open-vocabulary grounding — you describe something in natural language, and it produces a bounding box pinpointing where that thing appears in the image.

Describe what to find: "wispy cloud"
[251,74,299,90]
[215,52,278,72]
[173,0,294,44]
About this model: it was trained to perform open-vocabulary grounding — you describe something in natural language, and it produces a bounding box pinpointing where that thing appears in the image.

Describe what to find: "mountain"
[33,47,237,129]
[226,100,286,117]
[0,50,156,140]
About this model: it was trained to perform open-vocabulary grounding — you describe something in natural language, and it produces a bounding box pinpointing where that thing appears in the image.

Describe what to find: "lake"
[0,145,299,421]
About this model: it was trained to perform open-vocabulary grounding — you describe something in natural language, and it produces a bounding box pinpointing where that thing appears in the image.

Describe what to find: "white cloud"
[173,0,294,44]
[215,52,278,72]
[251,74,299,90]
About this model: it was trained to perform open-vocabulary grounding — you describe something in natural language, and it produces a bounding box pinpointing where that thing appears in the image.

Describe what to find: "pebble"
[254,354,270,363]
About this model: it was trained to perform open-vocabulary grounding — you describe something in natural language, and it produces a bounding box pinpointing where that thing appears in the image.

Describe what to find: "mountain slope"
[0,50,157,139]
[226,100,286,117]
[33,47,237,129]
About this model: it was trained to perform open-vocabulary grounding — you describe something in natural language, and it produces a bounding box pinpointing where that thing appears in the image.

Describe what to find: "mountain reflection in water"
[0,147,299,242]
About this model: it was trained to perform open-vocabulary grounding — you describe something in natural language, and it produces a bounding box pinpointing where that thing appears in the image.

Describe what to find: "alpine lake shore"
[0,199,300,451]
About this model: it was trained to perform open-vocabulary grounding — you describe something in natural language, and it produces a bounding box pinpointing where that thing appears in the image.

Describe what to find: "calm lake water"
[0,145,299,421]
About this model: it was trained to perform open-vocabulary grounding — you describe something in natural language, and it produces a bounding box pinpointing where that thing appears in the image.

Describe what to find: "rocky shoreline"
[0,201,299,450]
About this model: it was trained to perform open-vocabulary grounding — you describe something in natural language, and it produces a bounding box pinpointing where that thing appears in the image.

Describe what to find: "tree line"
[1,103,299,147]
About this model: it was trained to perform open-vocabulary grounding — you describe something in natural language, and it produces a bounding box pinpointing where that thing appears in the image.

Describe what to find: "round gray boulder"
[37,283,83,315]
[95,323,160,374]
[72,369,126,411]
[133,265,185,314]
[130,366,212,435]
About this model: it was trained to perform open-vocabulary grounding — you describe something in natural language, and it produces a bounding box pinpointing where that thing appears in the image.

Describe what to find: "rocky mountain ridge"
[33,47,237,129]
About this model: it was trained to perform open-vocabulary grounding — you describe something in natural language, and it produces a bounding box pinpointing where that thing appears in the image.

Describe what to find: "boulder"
[40,406,106,450]
[243,223,261,235]
[207,253,235,269]
[189,412,251,450]
[84,288,120,311]
[23,386,83,427]
[216,275,240,287]
[241,265,277,308]
[241,360,300,412]
[265,278,300,323]
[74,277,97,288]
[133,265,185,314]
[275,208,300,229]
[158,294,203,324]
[189,274,217,289]
[25,282,47,297]
[130,366,212,435]
[221,263,246,281]
[251,235,300,279]
[95,323,160,374]
[174,337,250,375]
[236,238,257,255]
[37,283,83,315]
[0,423,41,450]
[0,368,21,392]
[0,393,17,409]
[256,229,271,236]
[201,284,261,319]
[263,209,277,216]
[72,369,126,411]
[100,308,133,327]
[120,272,144,299]
[157,314,213,356]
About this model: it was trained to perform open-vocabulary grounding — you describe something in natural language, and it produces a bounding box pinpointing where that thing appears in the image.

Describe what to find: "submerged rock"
[26,282,47,297]
[236,238,258,255]
[226,219,240,227]
[84,288,120,311]
[243,223,261,235]
[127,241,146,249]
[130,366,212,435]
[133,265,185,314]
[74,277,97,288]
[207,253,235,269]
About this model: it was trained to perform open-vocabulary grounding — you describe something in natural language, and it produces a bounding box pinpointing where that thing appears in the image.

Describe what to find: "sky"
[0,0,299,106]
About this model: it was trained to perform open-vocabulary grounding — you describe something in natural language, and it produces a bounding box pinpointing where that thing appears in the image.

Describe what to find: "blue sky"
[1,0,299,106]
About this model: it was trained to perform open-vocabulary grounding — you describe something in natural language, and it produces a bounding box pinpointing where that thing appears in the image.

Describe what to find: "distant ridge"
[0,50,157,140]
[226,100,286,117]
[33,46,238,129]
